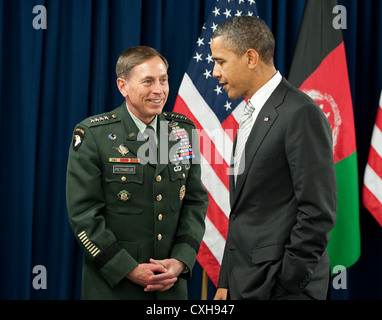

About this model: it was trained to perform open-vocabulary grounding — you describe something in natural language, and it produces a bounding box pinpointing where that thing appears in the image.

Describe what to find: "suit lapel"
[231,78,290,209]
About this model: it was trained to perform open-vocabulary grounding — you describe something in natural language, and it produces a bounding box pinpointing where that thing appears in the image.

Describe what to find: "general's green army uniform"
[66,103,208,299]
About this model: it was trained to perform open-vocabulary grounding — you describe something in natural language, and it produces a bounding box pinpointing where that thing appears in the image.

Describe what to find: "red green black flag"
[288,0,361,270]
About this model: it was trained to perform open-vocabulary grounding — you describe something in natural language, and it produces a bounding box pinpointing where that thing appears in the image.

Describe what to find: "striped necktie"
[234,100,255,184]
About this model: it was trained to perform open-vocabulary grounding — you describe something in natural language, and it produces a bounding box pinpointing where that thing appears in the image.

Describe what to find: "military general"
[66,46,209,300]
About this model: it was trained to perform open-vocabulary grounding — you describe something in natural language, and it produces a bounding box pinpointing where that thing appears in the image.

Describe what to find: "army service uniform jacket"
[66,103,208,300]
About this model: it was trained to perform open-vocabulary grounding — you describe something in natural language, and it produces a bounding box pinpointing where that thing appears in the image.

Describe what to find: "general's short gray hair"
[116,46,169,79]
[213,16,275,65]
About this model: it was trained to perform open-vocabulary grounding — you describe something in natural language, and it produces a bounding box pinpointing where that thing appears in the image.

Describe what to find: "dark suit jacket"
[217,78,337,300]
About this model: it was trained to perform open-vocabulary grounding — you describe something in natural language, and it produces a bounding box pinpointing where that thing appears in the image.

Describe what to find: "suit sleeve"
[66,125,138,287]
[170,125,209,279]
[277,103,337,293]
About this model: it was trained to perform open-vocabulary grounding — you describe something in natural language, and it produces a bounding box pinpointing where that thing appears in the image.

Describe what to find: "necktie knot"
[243,100,255,116]
[144,125,155,139]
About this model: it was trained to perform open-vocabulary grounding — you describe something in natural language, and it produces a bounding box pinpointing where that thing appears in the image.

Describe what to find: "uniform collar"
[125,103,158,135]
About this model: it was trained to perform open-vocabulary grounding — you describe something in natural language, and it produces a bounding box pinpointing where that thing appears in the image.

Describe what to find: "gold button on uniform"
[121,176,127,182]
[155,175,162,182]
[157,234,162,241]
[158,214,163,221]
[156,194,162,202]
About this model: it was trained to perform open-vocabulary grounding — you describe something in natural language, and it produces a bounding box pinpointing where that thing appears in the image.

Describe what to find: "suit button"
[157,234,162,241]
[155,175,162,182]
[230,214,236,221]
[158,214,163,221]
[156,194,162,201]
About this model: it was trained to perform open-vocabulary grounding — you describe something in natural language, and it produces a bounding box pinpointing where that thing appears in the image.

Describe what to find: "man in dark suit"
[211,17,337,300]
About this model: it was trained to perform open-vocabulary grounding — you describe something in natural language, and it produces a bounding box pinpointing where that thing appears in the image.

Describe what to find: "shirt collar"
[249,71,282,111]
[126,104,158,135]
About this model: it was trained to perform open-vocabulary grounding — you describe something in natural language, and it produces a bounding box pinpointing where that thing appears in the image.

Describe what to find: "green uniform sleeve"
[66,125,138,288]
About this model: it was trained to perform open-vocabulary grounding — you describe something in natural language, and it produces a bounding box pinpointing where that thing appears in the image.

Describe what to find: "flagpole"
[201,269,208,300]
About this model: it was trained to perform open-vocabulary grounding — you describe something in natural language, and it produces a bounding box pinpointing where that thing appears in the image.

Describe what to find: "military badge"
[169,126,195,163]
[118,190,130,202]
[179,185,186,200]
[108,132,117,140]
[73,128,85,151]
[114,144,129,156]
[109,158,140,163]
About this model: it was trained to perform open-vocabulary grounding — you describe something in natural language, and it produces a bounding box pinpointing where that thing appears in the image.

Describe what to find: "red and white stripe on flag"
[173,0,259,286]
[363,91,382,227]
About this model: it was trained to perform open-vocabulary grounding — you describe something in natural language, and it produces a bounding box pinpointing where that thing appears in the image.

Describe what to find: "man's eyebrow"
[212,57,224,62]
[141,73,168,81]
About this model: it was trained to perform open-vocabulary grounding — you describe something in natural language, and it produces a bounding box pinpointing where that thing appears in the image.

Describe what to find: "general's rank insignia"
[179,185,186,200]
[73,128,85,151]
[118,190,130,202]
[170,126,195,163]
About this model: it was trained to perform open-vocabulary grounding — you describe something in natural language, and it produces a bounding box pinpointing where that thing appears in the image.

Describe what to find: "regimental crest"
[118,190,130,202]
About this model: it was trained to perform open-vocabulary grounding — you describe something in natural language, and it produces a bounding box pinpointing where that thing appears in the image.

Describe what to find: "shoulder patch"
[163,111,194,125]
[73,127,85,151]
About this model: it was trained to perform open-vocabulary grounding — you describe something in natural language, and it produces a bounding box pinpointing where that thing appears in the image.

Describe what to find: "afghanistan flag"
[288,0,361,270]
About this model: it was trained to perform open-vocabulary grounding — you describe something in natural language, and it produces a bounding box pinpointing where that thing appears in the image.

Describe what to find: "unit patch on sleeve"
[73,128,85,151]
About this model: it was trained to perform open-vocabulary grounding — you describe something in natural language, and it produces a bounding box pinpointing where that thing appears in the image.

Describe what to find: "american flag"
[363,91,382,227]
[173,0,259,286]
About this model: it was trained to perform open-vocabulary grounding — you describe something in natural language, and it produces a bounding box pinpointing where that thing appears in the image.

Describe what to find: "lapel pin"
[264,116,270,122]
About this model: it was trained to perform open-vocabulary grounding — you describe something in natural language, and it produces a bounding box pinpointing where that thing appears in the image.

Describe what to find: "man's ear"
[117,78,128,98]
[246,49,259,70]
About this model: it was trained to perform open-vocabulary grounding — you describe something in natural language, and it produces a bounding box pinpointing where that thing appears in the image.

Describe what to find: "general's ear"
[117,78,128,97]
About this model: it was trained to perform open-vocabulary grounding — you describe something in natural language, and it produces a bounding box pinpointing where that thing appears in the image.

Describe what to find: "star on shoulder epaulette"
[87,113,120,127]
[163,111,194,125]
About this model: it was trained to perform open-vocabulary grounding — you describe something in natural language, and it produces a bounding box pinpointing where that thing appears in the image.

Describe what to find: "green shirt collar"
[126,104,158,137]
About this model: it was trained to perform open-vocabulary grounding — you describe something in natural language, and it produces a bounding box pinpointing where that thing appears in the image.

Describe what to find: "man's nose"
[152,80,164,93]
[212,64,221,79]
